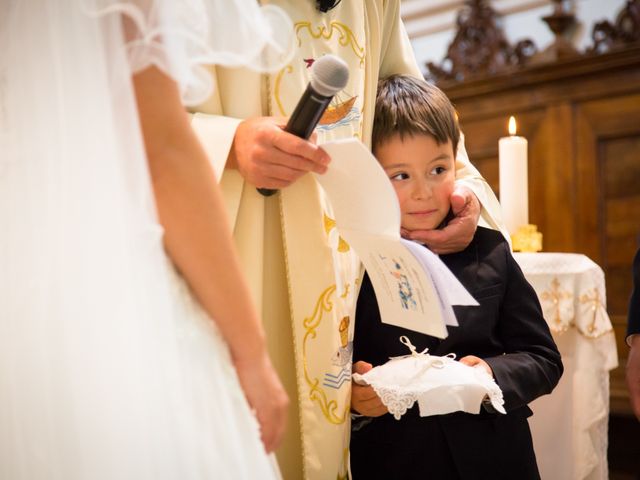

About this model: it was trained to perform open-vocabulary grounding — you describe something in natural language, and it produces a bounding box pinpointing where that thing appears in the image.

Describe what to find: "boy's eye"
[430,166,447,175]
[390,172,409,181]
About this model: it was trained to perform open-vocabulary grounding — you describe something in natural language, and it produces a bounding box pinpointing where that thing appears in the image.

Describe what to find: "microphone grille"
[310,55,349,97]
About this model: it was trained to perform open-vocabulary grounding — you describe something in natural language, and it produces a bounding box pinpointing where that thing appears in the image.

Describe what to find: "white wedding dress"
[0,1,292,478]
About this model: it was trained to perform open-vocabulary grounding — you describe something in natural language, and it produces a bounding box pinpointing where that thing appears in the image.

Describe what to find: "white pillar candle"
[499,116,529,234]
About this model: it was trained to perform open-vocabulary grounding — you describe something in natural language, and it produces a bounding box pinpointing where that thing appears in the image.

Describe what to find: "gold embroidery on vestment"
[336,447,350,480]
[323,213,336,234]
[323,213,351,252]
[340,284,350,299]
[337,236,350,252]
[294,21,365,66]
[273,65,294,117]
[302,285,350,425]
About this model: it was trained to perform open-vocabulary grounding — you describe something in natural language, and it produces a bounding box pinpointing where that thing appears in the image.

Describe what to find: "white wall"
[402,0,628,75]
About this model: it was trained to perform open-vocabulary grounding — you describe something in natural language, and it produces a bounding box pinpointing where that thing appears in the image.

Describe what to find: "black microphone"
[257,54,349,196]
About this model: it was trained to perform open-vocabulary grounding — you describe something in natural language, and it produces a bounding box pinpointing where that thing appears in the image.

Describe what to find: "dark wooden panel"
[605,232,640,267]
[606,196,640,240]
[472,156,499,195]
[610,312,632,416]
[603,136,640,199]
[605,195,640,267]
[531,104,575,253]
[606,266,635,315]
[575,94,640,259]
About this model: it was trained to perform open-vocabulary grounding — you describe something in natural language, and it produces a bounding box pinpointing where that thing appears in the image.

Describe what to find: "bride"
[0,0,293,478]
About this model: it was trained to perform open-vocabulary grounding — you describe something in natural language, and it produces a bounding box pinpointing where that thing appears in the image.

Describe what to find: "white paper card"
[402,239,478,326]
[345,232,446,337]
[316,138,478,338]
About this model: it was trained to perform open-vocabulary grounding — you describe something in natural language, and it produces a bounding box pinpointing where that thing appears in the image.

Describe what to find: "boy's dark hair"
[372,74,460,156]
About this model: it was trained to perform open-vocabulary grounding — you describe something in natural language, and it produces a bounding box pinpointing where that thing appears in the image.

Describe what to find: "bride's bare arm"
[132,65,287,452]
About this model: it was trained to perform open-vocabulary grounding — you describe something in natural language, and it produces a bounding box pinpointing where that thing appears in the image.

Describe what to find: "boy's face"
[376,134,455,232]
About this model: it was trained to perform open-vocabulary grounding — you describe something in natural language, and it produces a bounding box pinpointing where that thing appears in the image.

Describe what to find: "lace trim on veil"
[84,0,294,105]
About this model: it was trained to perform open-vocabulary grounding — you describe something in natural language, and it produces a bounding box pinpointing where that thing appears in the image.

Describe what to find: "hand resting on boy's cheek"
[459,355,494,378]
[351,361,389,417]
[402,185,480,255]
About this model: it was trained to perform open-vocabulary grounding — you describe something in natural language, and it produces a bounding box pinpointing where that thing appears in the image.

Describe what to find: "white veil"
[0,1,292,478]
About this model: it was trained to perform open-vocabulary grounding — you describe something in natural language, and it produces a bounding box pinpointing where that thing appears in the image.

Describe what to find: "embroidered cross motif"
[539,277,573,331]
[579,288,603,335]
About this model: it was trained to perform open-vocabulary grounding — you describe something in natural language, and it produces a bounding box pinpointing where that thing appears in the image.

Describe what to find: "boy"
[349,75,563,479]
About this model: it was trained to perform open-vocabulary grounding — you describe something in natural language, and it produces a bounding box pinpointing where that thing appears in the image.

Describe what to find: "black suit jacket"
[627,248,640,338]
[350,227,563,480]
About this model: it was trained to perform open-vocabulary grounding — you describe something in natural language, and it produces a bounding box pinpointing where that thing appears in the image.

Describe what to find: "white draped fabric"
[514,253,618,480]
[0,1,292,478]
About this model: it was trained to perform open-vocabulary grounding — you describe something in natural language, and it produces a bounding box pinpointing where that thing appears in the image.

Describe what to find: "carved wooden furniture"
[426,0,536,82]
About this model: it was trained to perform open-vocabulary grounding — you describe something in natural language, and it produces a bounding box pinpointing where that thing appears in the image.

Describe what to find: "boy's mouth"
[408,209,437,217]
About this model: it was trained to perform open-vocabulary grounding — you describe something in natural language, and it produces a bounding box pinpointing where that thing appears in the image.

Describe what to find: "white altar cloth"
[514,253,618,480]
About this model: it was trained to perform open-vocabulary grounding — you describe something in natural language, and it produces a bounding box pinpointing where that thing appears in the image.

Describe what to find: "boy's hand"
[403,185,480,254]
[351,361,388,417]
[459,355,494,378]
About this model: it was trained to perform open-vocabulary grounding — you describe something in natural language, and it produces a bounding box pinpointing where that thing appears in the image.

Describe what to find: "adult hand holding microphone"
[226,55,349,195]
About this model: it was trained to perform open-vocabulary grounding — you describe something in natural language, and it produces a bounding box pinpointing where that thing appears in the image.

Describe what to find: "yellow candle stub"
[512,224,543,252]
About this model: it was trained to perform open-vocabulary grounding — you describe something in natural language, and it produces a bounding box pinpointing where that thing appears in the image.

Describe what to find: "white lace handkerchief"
[352,337,506,420]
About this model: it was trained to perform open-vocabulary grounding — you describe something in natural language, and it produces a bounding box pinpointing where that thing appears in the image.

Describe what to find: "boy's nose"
[411,181,431,200]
